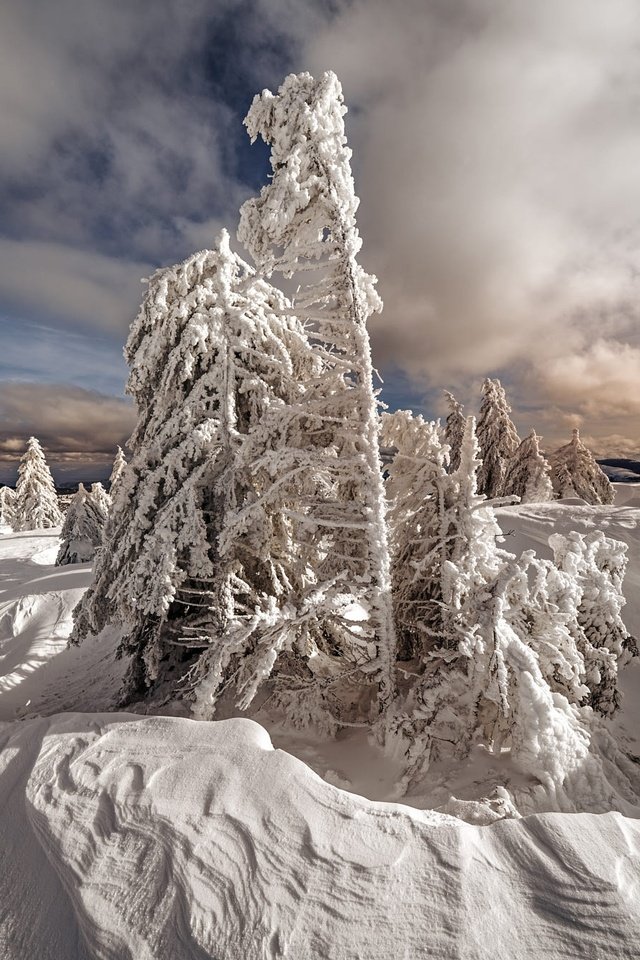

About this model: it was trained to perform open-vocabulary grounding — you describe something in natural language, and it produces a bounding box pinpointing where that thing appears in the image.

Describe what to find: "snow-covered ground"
[1,489,639,958]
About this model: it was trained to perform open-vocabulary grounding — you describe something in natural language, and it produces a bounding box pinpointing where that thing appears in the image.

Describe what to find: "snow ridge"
[0,713,635,960]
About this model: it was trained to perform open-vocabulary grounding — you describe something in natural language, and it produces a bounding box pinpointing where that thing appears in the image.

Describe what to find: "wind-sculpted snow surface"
[0,713,636,960]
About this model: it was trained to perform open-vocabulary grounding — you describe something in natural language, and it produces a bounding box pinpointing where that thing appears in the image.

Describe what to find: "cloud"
[290,0,640,450]
[0,240,151,334]
[1,0,638,460]
[0,383,135,482]
[538,340,640,419]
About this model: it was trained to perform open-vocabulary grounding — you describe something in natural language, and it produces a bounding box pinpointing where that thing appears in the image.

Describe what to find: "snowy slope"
[0,529,125,721]
[1,712,639,960]
[1,506,640,958]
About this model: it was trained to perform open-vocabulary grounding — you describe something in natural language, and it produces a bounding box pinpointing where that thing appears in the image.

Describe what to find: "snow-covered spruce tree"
[549,530,636,714]
[385,418,609,806]
[13,437,62,530]
[502,429,553,503]
[476,378,520,498]
[387,416,506,771]
[56,483,109,565]
[75,233,381,728]
[72,232,317,702]
[443,390,465,473]
[90,481,112,521]
[108,446,127,496]
[550,429,614,504]
[381,409,459,661]
[0,485,15,529]
[237,71,396,710]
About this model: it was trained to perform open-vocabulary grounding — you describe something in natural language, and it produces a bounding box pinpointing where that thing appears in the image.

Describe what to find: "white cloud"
[0,383,135,463]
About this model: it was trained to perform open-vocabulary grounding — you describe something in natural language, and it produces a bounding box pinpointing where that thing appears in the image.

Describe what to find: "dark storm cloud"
[0,0,275,337]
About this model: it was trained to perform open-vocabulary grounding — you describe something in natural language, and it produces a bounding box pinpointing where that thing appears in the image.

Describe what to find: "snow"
[614,482,640,508]
[1,499,640,957]
[1,711,640,959]
[0,529,125,721]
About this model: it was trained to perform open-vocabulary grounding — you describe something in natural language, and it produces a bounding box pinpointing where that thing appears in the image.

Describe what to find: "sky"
[1,0,639,483]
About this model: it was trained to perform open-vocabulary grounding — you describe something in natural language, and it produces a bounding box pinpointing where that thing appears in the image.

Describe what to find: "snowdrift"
[1,712,639,960]
[1,500,640,958]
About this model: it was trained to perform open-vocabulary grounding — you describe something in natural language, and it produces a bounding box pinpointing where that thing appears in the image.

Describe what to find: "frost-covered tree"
[476,378,520,498]
[443,390,465,473]
[72,232,314,702]
[503,430,553,503]
[388,416,510,769]
[550,429,614,505]
[56,483,109,565]
[75,232,385,729]
[387,415,634,799]
[13,437,62,530]
[89,481,112,521]
[237,70,396,708]
[0,486,15,529]
[108,446,127,496]
[549,530,636,714]
[381,410,451,659]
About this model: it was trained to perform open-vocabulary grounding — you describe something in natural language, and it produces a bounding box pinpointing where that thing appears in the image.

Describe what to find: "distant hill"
[598,459,640,483]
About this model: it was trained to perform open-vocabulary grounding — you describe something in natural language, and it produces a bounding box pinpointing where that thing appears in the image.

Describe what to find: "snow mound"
[0,712,637,960]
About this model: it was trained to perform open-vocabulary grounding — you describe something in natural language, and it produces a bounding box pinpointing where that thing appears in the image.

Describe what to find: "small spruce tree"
[108,447,127,496]
[0,486,16,529]
[443,390,465,472]
[476,378,520,498]
[549,530,636,714]
[549,429,614,504]
[14,437,62,530]
[56,483,109,565]
[503,429,553,503]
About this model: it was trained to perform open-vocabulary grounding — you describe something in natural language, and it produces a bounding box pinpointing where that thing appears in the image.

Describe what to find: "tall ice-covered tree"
[550,429,614,504]
[237,70,396,707]
[13,437,62,530]
[72,232,314,702]
[476,378,520,498]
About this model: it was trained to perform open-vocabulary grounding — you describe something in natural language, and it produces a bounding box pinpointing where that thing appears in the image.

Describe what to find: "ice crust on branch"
[237,70,396,711]
[550,429,614,504]
[13,437,62,531]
